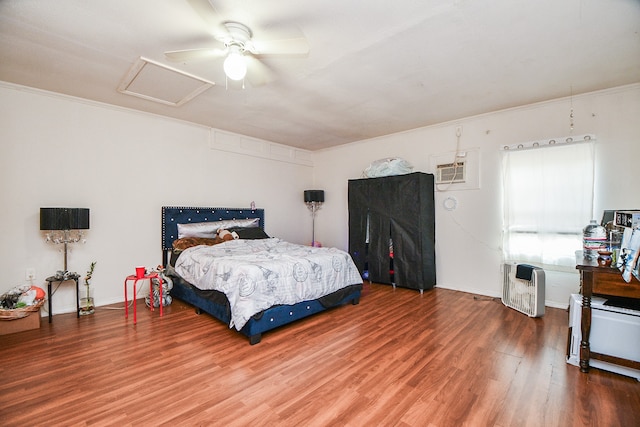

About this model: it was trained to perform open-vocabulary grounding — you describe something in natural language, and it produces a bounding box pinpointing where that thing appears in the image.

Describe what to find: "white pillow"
[177,218,259,239]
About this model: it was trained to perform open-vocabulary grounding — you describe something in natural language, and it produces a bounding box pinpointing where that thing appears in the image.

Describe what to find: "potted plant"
[79,261,96,315]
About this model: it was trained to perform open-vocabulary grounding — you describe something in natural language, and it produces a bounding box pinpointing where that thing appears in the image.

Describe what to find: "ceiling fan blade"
[186,0,228,35]
[164,47,226,62]
[251,37,310,56]
[245,55,276,87]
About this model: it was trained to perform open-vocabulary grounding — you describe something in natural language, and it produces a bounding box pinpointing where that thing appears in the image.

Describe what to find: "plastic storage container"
[583,220,607,260]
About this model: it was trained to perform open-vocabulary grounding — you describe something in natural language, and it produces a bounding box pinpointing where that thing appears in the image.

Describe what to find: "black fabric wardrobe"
[348,172,436,292]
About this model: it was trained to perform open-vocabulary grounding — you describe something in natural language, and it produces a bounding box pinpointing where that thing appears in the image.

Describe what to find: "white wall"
[0,83,315,316]
[2,82,638,316]
[313,84,640,307]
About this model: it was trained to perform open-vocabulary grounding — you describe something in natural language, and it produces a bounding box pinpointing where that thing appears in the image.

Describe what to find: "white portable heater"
[502,263,545,317]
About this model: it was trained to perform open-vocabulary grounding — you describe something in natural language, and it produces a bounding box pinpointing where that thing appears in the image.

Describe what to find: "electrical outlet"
[26,268,36,281]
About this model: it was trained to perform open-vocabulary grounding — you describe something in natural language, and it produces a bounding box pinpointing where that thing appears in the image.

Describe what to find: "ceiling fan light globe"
[224,52,247,81]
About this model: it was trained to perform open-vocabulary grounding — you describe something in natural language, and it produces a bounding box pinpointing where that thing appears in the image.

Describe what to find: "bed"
[161,206,363,344]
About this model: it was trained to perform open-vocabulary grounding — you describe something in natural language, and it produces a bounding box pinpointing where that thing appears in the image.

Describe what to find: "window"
[501,137,595,270]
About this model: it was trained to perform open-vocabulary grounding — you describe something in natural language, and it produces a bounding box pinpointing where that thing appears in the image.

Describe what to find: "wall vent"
[436,161,465,184]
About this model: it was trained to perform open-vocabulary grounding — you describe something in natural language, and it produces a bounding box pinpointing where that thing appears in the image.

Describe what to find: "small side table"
[124,272,163,324]
[45,274,80,323]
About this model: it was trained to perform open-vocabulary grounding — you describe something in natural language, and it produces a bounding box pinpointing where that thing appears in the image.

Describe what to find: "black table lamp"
[304,190,324,247]
[40,208,90,272]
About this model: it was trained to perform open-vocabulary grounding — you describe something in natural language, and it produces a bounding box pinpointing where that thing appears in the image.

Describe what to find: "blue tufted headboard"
[161,206,265,264]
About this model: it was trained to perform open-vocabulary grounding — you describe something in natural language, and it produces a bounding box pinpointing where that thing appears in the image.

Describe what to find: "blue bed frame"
[161,206,362,345]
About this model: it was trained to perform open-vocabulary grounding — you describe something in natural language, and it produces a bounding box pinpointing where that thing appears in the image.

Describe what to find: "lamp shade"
[304,190,325,203]
[40,208,90,230]
[69,208,90,229]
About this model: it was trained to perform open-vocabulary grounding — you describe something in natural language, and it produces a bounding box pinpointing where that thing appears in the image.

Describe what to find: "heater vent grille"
[502,263,545,317]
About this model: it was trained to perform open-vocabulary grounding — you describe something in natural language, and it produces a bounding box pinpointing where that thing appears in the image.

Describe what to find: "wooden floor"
[1,283,638,426]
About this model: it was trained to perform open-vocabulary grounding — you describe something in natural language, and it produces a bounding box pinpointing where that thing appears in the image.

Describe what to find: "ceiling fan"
[165,0,309,86]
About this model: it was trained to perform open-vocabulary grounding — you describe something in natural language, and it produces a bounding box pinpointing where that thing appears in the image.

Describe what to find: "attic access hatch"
[118,57,214,106]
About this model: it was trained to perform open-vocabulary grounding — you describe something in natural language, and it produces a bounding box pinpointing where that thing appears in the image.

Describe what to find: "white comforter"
[174,238,363,330]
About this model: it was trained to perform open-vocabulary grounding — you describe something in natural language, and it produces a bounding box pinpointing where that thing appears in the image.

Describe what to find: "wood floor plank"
[1,284,638,426]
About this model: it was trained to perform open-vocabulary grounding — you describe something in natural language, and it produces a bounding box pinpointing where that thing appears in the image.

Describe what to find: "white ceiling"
[1,0,639,151]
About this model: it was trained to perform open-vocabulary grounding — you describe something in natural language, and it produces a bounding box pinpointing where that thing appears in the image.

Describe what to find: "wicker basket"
[0,299,45,320]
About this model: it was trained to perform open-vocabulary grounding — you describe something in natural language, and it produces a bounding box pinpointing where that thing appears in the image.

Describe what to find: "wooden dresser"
[576,256,640,373]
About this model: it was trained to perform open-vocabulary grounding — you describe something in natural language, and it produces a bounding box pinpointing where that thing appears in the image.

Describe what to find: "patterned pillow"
[177,218,260,238]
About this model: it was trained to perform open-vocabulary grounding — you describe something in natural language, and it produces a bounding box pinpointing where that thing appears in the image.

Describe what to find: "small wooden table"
[576,256,640,373]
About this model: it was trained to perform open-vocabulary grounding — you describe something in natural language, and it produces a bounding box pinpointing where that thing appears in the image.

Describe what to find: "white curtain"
[502,139,595,270]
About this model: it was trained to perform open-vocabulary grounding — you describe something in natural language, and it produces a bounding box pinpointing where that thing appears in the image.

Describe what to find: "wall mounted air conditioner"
[429,148,480,191]
[502,263,545,317]
[435,161,465,184]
